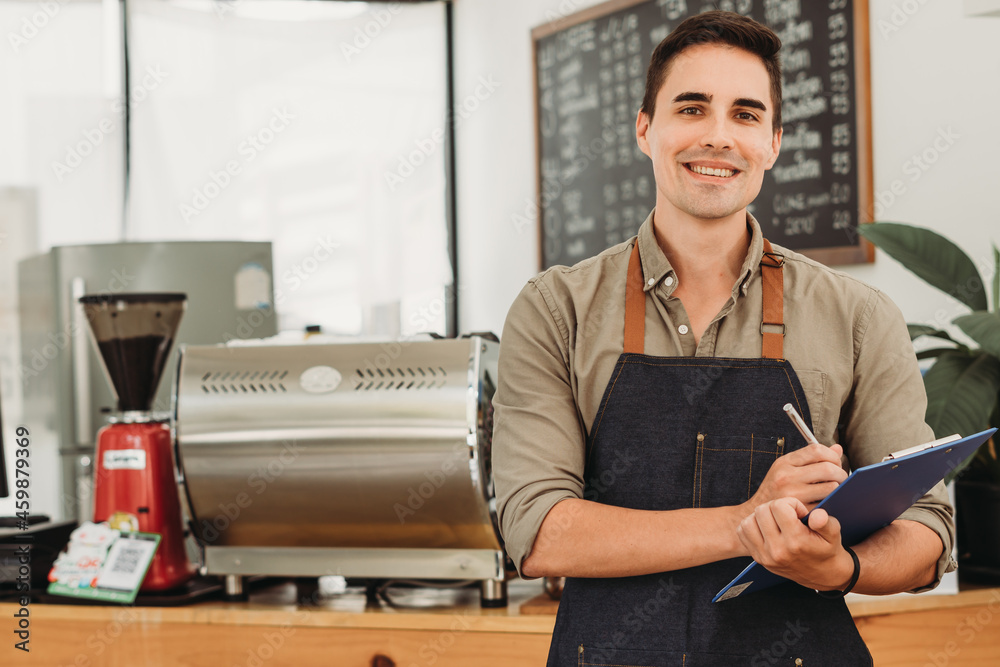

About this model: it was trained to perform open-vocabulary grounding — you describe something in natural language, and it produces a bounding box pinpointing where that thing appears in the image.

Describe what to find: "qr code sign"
[110,545,144,575]
[95,537,158,591]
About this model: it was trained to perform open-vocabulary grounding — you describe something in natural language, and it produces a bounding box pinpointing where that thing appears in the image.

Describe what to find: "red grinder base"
[92,420,195,592]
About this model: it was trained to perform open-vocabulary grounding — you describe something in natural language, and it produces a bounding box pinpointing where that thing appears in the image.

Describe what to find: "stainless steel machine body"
[174,336,507,604]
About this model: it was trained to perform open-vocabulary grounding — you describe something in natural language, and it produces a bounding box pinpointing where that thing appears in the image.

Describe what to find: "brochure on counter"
[47,521,160,604]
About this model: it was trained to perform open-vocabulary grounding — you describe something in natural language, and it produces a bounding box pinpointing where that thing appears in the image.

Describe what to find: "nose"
[700,114,734,151]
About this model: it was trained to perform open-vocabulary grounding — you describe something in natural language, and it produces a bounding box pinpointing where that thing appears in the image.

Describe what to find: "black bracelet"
[816,546,860,599]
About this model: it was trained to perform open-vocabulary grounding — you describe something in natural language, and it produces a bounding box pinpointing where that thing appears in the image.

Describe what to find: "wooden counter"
[2,581,999,666]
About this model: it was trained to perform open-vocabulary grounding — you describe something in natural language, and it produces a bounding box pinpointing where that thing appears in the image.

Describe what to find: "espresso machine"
[174,336,510,605]
[80,293,195,592]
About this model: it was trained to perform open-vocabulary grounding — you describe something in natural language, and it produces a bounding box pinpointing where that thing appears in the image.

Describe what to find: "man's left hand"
[737,496,856,591]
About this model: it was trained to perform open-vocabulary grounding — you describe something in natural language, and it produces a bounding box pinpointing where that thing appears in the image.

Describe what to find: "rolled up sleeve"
[493,279,587,577]
[843,290,956,591]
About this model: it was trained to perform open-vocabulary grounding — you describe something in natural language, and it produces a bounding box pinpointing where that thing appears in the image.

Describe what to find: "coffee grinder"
[79,293,195,592]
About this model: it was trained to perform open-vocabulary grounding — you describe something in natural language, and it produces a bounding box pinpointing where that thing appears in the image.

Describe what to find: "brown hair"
[640,11,783,132]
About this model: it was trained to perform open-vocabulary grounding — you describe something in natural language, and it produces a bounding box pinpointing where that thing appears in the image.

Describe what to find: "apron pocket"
[693,433,785,508]
[578,645,683,666]
[578,645,759,666]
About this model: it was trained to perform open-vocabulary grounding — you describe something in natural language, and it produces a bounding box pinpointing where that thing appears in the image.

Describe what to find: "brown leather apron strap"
[760,238,785,359]
[625,238,785,358]
[624,242,645,354]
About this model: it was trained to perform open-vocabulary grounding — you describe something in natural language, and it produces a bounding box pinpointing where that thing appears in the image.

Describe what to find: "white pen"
[783,403,820,445]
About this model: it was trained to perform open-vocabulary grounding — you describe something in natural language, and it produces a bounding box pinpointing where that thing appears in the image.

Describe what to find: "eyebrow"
[672,91,768,112]
[673,92,712,104]
[734,97,767,112]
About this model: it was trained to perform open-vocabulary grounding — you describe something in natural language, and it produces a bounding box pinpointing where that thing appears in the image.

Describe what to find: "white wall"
[453,0,1000,338]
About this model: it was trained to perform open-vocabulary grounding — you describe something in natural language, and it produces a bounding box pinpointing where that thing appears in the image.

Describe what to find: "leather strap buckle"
[761,251,785,268]
[760,322,786,335]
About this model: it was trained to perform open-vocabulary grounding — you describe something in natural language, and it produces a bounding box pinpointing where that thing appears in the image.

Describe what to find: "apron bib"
[546,241,872,666]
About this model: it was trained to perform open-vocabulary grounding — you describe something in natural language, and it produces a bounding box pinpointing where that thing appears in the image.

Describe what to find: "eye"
[679,107,702,115]
[736,111,759,122]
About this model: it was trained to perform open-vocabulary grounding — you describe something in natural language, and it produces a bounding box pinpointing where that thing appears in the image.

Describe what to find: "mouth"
[685,163,739,179]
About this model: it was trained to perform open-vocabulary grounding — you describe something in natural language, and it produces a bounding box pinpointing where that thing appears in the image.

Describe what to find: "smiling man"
[493,11,954,666]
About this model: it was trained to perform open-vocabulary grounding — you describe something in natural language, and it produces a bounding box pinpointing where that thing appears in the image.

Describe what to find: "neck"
[651,207,751,286]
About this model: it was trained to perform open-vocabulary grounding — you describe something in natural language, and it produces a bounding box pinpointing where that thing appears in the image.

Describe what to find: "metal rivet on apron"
[795,659,803,666]
[578,645,584,654]
[678,324,689,335]
[697,433,705,442]
[777,437,785,446]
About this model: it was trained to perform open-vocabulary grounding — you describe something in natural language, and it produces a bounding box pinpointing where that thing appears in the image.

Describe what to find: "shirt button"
[665,276,675,287]
[678,324,689,335]
[647,278,655,287]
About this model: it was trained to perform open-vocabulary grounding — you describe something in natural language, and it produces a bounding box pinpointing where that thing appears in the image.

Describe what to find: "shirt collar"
[635,209,766,296]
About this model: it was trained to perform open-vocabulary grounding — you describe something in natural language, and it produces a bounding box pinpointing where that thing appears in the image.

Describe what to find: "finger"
[787,443,844,466]
[791,462,848,486]
[753,502,784,542]
[791,497,809,518]
[786,480,844,506]
[807,507,828,531]
[770,498,808,534]
[737,513,765,552]
[808,509,842,544]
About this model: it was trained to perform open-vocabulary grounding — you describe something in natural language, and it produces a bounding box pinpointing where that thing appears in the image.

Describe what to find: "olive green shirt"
[493,211,955,591]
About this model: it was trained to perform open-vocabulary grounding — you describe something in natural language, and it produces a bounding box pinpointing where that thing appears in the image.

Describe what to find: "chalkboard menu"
[533,0,873,269]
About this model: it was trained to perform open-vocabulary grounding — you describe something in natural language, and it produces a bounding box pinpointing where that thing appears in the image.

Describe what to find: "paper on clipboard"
[713,427,996,602]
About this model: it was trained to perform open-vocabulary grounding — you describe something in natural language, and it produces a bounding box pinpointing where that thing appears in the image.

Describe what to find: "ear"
[764,126,782,170]
[636,109,652,158]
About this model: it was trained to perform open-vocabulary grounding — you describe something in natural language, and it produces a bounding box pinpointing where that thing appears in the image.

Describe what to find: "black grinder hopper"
[78,293,187,414]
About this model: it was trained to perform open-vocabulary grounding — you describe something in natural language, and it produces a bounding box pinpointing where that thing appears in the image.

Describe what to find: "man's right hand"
[743,443,847,512]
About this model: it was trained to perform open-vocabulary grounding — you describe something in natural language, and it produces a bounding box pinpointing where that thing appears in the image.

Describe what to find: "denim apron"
[546,240,872,666]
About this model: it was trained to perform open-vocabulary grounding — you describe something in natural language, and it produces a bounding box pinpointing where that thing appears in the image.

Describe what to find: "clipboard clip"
[881,434,961,462]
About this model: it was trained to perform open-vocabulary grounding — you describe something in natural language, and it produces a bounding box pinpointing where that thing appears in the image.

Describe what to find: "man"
[493,11,953,666]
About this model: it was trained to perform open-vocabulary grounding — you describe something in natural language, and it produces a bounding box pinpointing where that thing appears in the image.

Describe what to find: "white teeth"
[690,164,735,178]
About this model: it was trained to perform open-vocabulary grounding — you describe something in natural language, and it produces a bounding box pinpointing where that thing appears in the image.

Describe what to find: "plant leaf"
[907,324,957,343]
[923,351,1000,439]
[993,244,999,313]
[916,347,958,361]
[955,312,1000,359]
[859,223,988,311]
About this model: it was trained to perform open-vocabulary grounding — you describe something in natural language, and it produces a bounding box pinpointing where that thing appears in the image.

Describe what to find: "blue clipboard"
[713,427,996,602]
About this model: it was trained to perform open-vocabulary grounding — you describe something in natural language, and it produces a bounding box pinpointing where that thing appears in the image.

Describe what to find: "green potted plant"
[859,222,1000,582]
